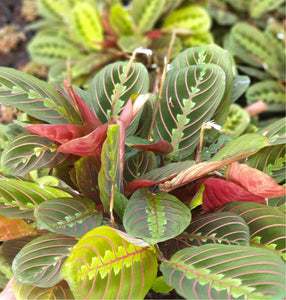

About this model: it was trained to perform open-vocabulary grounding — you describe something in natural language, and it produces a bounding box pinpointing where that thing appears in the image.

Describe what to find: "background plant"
[0,42,285,299]
[25,0,213,86]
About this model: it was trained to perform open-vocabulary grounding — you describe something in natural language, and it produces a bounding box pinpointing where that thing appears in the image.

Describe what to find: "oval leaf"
[12,233,77,287]
[61,226,158,300]
[161,244,286,299]
[123,188,191,244]
[0,215,37,241]
[217,202,286,260]
[155,63,225,160]
[0,177,72,219]
[1,132,75,176]
[177,211,250,247]
[13,279,75,300]
[0,67,79,124]
[226,162,286,198]
[35,198,102,237]
[200,178,266,213]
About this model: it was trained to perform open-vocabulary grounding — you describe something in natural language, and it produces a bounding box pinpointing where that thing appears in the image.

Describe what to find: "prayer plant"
[0,44,285,300]
[26,0,213,85]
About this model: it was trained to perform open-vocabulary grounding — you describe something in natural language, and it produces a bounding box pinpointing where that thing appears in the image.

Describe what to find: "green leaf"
[177,212,250,247]
[37,0,65,20]
[124,151,157,182]
[1,132,74,176]
[250,0,285,18]
[98,124,127,218]
[257,117,286,146]
[87,61,149,124]
[247,144,285,183]
[68,2,103,50]
[154,63,226,160]
[162,4,211,34]
[221,104,250,138]
[0,177,72,219]
[0,67,80,124]
[35,198,103,237]
[246,80,285,105]
[217,202,286,260]
[123,188,191,244]
[28,34,83,66]
[109,5,134,36]
[70,156,101,203]
[61,226,158,299]
[13,279,75,299]
[228,22,278,75]
[12,233,77,287]
[130,0,167,33]
[211,133,269,161]
[230,75,250,103]
[151,276,173,293]
[161,244,286,299]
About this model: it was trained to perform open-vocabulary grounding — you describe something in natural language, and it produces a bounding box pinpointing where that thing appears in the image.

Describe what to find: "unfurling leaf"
[61,226,158,300]
[226,162,286,198]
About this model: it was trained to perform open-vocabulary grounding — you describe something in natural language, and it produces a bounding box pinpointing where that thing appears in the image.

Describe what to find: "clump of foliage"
[208,0,285,113]
[0,44,285,299]
[26,0,213,85]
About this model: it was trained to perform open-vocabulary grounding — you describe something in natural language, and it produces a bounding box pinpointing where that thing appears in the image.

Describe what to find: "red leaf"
[58,123,112,161]
[125,179,157,194]
[25,124,94,144]
[64,80,102,127]
[200,178,267,213]
[226,162,286,198]
[130,140,173,155]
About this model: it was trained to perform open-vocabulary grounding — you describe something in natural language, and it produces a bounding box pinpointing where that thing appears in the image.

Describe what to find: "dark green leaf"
[0,67,80,124]
[12,233,77,287]
[161,244,286,299]
[230,75,250,103]
[35,198,103,237]
[1,132,75,176]
[123,188,191,244]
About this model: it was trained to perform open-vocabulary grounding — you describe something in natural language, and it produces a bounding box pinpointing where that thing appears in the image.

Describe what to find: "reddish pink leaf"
[130,140,173,155]
[226,162,286,198]
[0,278,17,300]
[63,80,102,127]
[200,178,267,213]
[119,95,149,129]
[25,123,94,144]
[0,215,38,241]
[125,179,157,194]
[58,123,112,161]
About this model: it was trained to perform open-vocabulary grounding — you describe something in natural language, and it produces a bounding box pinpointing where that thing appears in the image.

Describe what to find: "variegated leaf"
[1,132,75,176]
[35,198,102,237]
[0,67,80,124]
[61,226,158,299]
[70,156,101,203]
[0,177,72,219]
[13,279,75,300]
[173,212,250,249]
[123,188,191,244]
[12,233,77,287]
[217,202,286,260]
[161,244,286,299]
[154,63,225,160]
[170,44,234,125]
[98,123,127,218]
[87,62,149,124]
[130,0,167,33]
[0,215,37,241]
